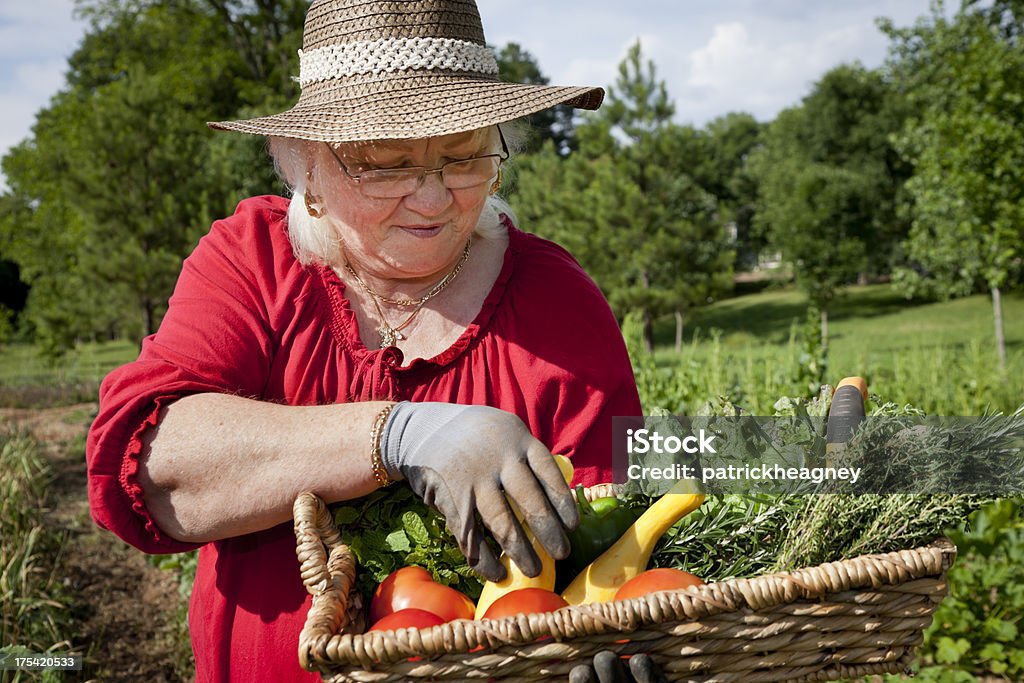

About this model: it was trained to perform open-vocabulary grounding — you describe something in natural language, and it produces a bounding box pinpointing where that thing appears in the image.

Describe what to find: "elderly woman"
[87,0,645,680]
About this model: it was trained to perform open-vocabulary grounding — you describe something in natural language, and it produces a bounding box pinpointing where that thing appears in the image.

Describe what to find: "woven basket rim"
[293,490,956,678]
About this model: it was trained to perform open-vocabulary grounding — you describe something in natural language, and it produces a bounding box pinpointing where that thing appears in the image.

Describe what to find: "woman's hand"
[380,402,579,581]
[569,652,667,683]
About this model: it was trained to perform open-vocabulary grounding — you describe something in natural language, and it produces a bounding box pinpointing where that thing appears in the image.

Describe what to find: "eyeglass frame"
[324,126,510,198]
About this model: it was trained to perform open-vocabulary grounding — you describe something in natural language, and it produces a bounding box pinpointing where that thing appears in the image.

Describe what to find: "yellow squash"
[474,454,574,619]
[561,478,705,605]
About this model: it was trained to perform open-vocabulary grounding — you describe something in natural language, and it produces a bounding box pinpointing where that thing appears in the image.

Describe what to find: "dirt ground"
[1,403,190,682]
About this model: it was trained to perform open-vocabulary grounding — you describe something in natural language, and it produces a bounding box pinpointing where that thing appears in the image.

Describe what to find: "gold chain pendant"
[377,324,405,348]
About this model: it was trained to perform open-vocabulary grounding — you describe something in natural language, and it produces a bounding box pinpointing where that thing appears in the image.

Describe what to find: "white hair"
[267,124,522,267]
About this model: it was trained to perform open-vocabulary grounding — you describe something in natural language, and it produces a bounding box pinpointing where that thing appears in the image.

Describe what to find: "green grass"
[1,285,1021,415]
[675,284,1023,353]
[0,428,75,673]
[644,285,1023,416]
[0,340,138,407]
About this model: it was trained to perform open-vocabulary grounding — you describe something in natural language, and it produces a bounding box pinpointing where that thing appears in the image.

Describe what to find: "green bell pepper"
[565,485,641,574]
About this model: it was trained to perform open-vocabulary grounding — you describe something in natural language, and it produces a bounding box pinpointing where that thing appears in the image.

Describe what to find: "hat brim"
[208,77,604,143]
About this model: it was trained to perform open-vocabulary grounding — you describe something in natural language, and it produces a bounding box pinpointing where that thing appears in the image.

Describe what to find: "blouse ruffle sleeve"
[86,196,289,554]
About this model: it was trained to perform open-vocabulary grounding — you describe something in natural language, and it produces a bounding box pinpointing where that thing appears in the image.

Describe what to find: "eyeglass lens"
[358,157,501,198]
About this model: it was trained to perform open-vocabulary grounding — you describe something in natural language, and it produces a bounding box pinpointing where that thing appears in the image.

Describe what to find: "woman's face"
[319,127,498,282]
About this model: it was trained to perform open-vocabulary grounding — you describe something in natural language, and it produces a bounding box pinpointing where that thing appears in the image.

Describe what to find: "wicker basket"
[293,490,956,683]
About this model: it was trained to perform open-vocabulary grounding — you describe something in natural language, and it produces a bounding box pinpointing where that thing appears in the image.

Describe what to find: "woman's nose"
[403,170,452,216]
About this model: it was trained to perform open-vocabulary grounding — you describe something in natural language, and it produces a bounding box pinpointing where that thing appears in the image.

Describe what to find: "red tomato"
[369,567,475,624]
[480,588,569,620]
[613,568,705,601]
[368,608,446,632]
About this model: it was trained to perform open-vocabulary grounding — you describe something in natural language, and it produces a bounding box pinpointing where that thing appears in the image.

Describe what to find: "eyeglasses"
[326,128,509,199]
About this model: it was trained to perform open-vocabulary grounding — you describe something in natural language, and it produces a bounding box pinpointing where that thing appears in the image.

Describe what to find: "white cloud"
[672,16,883,124]
[561,33,668,94]
[687,22,754,89]
[480,1,933,128]
[563,55,619,91]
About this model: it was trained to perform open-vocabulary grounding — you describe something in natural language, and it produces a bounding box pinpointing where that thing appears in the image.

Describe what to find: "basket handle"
[293,491,363,669]
[294,491,347,593]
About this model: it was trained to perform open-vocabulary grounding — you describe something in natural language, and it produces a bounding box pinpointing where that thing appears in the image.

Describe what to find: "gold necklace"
[367,295,422,348]
[344,239,472,348]
[345,239,472,308]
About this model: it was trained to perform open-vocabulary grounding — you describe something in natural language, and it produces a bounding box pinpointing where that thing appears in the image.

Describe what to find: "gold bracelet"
[369,403,397,488]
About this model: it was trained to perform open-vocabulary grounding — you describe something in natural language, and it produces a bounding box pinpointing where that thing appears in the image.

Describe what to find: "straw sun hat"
[208,0,605,143]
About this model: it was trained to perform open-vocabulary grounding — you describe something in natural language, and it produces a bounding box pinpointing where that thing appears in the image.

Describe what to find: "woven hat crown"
[296,0,500,104]
[209,0,604,142]
[303,0,487,51]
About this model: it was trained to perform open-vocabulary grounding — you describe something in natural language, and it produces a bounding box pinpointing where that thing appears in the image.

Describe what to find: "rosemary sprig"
[651,494,802,581]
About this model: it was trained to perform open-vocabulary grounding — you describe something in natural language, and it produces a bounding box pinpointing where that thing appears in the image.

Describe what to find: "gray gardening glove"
[379,401,578,582]
[569,652,667,683]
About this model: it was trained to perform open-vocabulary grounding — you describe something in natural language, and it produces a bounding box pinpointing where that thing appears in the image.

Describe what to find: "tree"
[696,113,764,271]
[965,0,1024,39]
[749,63,911,345]
[512,41,733,352]
[494,43,577,154]
[0,0,304,354]
[883,2,1024,370]
[599,41,675,141]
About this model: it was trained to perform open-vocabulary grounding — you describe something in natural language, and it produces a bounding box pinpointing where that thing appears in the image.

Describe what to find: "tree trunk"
[144,299,156,339]
[644,312,654,355]
[992,285,1007,372]
[641,269,653,354]
[675,311,684,353]
[820,307,829,351]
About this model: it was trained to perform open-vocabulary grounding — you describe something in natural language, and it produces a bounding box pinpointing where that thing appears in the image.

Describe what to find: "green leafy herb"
[892,498,1024,681]
[330,484,483,601]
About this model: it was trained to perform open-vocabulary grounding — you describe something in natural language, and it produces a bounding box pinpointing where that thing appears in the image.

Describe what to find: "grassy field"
[646,285,1023,416]
[0,427,75,675]
[0,285,1020,415]
[0,340,137,408]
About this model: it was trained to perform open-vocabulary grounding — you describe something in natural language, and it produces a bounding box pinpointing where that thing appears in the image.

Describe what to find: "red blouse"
[86,195,641,681]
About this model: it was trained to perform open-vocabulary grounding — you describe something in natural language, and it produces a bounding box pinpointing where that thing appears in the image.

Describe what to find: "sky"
[0,1,948,187]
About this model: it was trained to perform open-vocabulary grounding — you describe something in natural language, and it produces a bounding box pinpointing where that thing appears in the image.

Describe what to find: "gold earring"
[489,166,503,195]
[304,190,325,218]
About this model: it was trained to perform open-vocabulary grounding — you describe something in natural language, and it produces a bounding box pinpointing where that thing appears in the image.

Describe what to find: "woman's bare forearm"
[136,393,392,543]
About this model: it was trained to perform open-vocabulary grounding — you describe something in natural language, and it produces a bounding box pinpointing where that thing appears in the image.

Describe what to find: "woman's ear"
[304,160,326,218]
[304,189,325,218]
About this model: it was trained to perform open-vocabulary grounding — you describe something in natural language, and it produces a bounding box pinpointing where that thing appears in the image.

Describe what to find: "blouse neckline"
[318,218,521,371]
